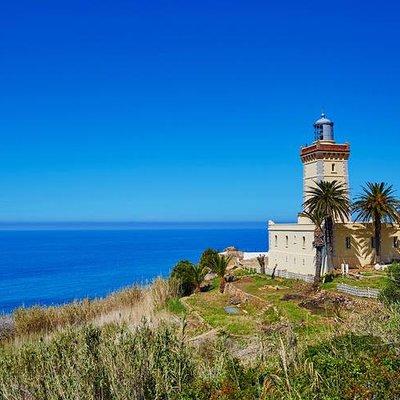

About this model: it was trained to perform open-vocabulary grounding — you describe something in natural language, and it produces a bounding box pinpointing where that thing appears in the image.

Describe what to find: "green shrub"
[170,260,197,296]
[276,334,400,400]
[380,263,400,305]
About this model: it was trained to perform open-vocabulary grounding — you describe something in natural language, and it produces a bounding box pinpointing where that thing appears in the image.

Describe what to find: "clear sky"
[1,0,399,222]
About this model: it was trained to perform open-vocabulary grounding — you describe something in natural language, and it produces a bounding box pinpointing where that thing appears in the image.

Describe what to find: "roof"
[314,113,333,125]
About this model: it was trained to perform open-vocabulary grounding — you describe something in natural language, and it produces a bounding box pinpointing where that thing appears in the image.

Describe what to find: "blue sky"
[0,0,399,222]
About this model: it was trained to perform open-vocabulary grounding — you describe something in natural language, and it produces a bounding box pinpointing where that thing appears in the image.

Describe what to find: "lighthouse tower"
[300,114,350,208]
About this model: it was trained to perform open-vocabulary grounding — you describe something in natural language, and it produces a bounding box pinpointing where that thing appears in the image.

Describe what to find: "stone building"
[267,114,400,277]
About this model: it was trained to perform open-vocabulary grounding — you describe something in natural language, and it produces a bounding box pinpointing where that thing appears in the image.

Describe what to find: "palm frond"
[303,180,350,222]
[352,182,400,224]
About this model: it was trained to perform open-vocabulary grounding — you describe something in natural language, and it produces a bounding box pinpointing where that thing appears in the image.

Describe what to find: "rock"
[204,272,217,281]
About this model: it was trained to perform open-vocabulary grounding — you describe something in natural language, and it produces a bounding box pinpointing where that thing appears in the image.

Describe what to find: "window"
[274,235,278,247]
[302,236,306,249]
[302,258,305,266]
[293,235,297,244]
[345,236,351,249]
[371,237,375,249]
[285,235,289,247]
[331,163,336,172]
[394,237,399,248]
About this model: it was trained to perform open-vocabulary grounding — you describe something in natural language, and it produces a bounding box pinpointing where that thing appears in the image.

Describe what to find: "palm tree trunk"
[219,278,226,293]
[374,212,382,263]
[314,245,323,283]
[324,216,334,270]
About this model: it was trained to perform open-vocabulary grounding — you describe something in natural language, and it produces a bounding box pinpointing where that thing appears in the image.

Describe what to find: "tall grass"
[1,278,399,399]
[12,278,176,338]
[1,316,399,400]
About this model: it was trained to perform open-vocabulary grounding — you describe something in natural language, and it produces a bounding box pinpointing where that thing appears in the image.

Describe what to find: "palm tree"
[304,180,350,260]
[352,182,400,263]
[191,263,208,293]
[301,210,325,283]
[211,254,232,293]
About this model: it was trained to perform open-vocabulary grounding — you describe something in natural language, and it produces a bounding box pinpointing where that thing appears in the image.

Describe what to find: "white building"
[267,114,400,279]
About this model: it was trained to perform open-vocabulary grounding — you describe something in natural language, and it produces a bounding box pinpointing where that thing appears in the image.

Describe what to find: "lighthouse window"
[274,235,278,247]
[332,163,336,172]
[345,236,351,249]
[302,236,306,249]
[285,236,289,247]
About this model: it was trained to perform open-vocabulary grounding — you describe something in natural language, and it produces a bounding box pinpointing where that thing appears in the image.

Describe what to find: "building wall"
[267,221,400,277]
[333,223,400,267]
[267,222,316,275]
[303,156,349,204]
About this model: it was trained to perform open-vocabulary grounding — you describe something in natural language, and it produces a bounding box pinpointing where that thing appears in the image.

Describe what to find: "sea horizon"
[0,220,287,231]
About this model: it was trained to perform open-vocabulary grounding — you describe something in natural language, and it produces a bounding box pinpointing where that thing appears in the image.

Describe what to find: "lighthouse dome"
[313,113,334,142]
[314,113,332,126]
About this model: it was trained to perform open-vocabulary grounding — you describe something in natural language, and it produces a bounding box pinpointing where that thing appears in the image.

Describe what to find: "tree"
[353,182,400,263]
[302,210,325,283]
[170,260,196,296]
[191,263,208,293]
[211,254,232,293]
[303,180,350,268]
[170,260,208,296]
[199,248,219,271]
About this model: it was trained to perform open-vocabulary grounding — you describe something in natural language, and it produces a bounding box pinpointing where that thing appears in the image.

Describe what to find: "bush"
[170,260,197,296]
[380,263,400,305]
[265,333,400,399]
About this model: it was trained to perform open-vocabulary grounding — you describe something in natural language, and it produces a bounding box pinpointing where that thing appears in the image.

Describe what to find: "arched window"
[302,236,306,249]
[331,163,336,172]
[285,236,289,247]
[274,235,278,247]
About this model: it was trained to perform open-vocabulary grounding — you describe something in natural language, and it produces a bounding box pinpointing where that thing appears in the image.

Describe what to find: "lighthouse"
[300,114,350,207]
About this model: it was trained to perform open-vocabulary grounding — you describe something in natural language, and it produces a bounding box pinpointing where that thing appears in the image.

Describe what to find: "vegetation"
[170,259,209,296]
[303,180,350,269]
[211,254,232,293]
[170,260,198,296]
[1,271,400,399]
[199,248,219,271]
[380,263,400,304]
[353,182,400,263]
[13,285,142,337]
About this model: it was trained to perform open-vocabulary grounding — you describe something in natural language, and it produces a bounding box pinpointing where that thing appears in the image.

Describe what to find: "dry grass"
[12,278,177,339]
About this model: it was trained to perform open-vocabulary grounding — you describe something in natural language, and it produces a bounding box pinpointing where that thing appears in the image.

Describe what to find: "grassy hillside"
[0,272,399,399]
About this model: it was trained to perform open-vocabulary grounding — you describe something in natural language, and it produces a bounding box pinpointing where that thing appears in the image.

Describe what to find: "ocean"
[0,222,267,313]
